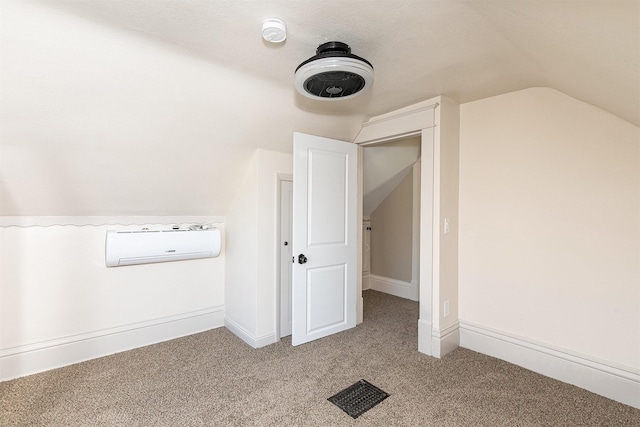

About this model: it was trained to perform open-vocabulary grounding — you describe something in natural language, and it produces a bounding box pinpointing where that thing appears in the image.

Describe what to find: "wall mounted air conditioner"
[105,228,221,267]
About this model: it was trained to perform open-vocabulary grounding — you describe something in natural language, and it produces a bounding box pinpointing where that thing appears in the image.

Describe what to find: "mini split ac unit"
[105,228,221,267]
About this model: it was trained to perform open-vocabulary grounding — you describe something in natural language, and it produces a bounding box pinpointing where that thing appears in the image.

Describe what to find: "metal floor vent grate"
[327,379,390,419]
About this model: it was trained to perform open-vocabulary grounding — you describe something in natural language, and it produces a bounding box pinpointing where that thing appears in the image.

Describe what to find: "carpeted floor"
[2,290,638,426]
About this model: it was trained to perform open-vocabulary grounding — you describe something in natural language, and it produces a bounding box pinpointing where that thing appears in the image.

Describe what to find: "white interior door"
[292,132,358,346]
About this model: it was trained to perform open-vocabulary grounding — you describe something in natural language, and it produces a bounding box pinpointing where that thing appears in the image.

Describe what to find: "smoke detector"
[295,41,373,100]
[262,18,286,43]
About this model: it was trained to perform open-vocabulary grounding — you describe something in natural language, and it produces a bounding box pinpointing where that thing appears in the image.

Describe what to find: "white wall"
[0,221,225,380]
[370,169,414,282]
[224,154,259,338]
[225,149,292,347]
[459,87,640,370]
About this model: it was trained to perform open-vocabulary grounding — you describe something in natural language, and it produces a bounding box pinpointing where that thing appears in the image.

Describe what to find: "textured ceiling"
[1,1,638,217]
[49,0,640,125]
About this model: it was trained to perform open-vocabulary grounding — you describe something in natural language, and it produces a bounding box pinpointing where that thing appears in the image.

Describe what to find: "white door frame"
[354,100,439,356]
[276,173,293,339]
[278,178,293,338]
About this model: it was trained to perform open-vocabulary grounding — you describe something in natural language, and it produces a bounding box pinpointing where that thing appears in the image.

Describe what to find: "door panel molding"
[292,133,358,346]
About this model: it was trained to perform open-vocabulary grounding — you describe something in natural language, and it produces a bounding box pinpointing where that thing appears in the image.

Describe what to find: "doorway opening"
[362,136,421,304]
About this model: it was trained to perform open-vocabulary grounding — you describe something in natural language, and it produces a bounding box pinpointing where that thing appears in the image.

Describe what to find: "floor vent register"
[327,379,390,419]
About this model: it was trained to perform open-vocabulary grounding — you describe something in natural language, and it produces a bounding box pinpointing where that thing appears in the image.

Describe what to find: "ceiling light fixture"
[295,41,373,100]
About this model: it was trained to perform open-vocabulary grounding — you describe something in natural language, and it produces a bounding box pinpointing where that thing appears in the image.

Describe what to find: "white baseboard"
[418,318,432,355]
[362,273,370,291]
[432,322,460,358]
[0,306,225,382]
[459,321,640,409]
[369,274,418,301]
[224,318,277,349]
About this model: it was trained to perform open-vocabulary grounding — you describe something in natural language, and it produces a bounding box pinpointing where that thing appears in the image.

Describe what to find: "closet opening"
[362,136,421,320]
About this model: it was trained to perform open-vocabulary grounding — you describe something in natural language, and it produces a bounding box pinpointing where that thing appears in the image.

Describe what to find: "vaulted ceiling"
[1,0,638,217]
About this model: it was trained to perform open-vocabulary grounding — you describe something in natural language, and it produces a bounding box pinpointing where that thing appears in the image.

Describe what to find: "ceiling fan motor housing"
[295,41,374,100]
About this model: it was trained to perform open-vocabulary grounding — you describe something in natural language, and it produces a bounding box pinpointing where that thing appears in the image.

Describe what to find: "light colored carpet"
[2,290,638,426]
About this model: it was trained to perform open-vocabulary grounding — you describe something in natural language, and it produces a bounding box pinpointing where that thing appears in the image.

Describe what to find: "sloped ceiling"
[1,0,638,217]
[363,137,420,216]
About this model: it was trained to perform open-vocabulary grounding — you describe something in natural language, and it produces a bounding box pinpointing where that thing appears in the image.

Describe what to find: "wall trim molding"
[224,318,277,349]
[0,216,224,228]
[368,274,418,301]
[418,318,432,356]
[432,321,460,358]
[355,101,439,146]
[362,273,370,290]
[459,320,640,409]
[0,306,225,381]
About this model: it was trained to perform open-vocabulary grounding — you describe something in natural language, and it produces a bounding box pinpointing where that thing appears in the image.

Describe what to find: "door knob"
[298,254,308,264]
